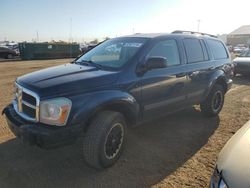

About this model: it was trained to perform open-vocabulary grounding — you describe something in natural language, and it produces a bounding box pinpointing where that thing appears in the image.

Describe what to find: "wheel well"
[84,103,138,132]
[215,77,227,93]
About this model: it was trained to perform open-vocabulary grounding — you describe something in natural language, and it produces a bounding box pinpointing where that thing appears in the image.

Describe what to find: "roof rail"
[172,30,217,38]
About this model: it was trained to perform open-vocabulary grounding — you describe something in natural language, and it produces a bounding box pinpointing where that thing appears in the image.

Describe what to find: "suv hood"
[217,120,250,188]
[17,63,119,97]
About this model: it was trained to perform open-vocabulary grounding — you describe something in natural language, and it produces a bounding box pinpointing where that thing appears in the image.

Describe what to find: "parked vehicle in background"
[80,43,98,54]
[210,120,250,188]
[3,30,233,169]
[0,47,17,59]
[233,44,248,54]
[233,49,250,76]
[8,44,20,56]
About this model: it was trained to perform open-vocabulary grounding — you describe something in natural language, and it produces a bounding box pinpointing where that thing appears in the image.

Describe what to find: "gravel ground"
[0,59,249,188]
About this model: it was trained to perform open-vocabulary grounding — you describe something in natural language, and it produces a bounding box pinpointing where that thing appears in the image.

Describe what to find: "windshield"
[239,49,250,57]
[76,37,148,69]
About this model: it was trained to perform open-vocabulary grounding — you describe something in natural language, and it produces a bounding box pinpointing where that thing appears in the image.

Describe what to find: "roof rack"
[172,30,217,38]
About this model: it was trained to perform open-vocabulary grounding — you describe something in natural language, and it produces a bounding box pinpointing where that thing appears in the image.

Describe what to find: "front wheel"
[83,111,127,169]
[200,84,225,117]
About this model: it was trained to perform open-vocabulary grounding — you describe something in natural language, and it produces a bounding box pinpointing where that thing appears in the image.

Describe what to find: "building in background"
[217,34,227,44]
[227,25,250,46]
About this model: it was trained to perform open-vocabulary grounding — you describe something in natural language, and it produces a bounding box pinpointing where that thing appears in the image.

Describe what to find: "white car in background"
[233,49,250,76]
[210,120,250,188]
[233,44,248,54]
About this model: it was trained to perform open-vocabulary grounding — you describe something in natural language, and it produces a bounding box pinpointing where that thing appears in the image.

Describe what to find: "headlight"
[212,167,220,187]
[40,98,72,126]
[211,167,228,188]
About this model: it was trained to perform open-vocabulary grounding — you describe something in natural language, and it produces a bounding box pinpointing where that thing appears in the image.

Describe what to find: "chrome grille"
[22,92,36,106]
[13,83,40,122]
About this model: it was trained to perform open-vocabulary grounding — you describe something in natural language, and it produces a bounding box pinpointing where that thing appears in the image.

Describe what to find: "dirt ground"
[0,59,249,188]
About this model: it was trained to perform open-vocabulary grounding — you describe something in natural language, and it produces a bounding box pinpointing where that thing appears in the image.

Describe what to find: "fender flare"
[203,70,228,100]
[68,90,140,128]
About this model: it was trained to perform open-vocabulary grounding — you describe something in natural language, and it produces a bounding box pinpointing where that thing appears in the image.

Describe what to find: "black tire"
[83,111,127,169]
[200,84,225,117]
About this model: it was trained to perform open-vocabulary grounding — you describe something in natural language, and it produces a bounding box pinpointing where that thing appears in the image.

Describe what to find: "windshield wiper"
[77,60,103,69]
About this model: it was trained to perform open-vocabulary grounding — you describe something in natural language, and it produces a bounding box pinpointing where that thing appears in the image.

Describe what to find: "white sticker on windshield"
[124,43,143,47]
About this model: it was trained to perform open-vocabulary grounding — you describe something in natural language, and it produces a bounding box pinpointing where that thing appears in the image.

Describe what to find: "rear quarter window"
[207,39,228,60]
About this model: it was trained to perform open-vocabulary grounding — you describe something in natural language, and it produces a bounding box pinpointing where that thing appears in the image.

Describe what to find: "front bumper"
[234,63,250,75]
[235,67,250,74]
[2,104,83,149]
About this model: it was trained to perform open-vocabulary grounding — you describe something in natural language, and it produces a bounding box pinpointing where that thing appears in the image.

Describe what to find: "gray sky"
[0,0,249,42]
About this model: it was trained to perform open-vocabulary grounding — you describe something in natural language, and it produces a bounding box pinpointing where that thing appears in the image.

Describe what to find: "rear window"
[183,38,205,63]
[207,39,228,60]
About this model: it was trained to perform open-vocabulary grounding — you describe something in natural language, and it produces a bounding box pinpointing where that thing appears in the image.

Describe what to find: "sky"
[0,0,250,42]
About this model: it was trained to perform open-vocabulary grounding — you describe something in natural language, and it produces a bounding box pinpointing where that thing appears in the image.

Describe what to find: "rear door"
[182,38,215,104]
[206,39,231,77]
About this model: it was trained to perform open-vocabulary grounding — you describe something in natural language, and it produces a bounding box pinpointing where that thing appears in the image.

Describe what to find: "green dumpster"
[18,42,80,60]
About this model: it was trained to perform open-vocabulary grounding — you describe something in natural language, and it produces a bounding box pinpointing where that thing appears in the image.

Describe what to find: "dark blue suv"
[3,31,233,169]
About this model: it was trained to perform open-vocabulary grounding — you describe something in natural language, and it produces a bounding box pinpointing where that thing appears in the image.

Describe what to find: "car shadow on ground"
[233,75,250,86]
[0,107,219,188]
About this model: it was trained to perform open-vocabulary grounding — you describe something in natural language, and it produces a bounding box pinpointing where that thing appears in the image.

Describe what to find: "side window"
[207,39,228,59]
[148,39,180,66]
[183,38,204,63]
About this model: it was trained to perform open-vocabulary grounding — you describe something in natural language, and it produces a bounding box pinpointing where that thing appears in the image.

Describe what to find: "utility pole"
[70,18,72,42]
[36,30,39,42]
[197,20,201,32]
[69,18,72,58]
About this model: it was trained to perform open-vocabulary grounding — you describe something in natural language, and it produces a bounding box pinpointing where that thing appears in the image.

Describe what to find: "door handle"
[176,73,186,78]
[208,67,215,71]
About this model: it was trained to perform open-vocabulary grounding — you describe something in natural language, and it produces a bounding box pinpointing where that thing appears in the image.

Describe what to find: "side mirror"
[145,57,167,70]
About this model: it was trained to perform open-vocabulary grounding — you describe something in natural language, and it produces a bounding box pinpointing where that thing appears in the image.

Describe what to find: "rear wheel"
[200,84,225,117]
[83,111,126,169]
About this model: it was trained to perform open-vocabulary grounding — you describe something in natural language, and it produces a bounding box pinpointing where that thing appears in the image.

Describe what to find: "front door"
[140,39,188,121]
